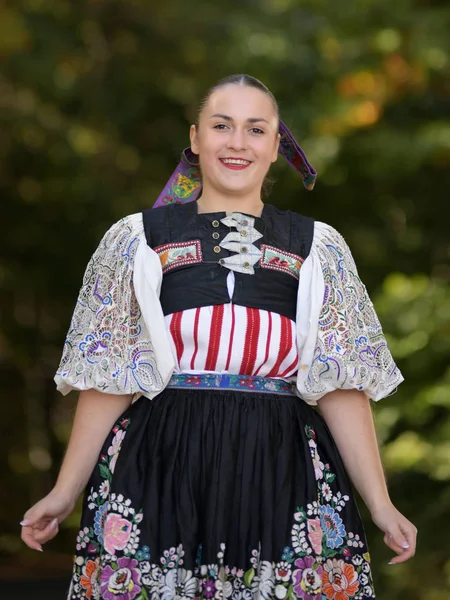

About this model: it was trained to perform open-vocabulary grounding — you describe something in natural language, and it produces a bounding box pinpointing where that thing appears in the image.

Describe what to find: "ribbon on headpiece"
[153,120,316,208]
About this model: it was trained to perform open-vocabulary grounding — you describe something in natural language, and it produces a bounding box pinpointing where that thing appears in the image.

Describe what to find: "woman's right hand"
[20,490,76,551]
[20,390,133,552]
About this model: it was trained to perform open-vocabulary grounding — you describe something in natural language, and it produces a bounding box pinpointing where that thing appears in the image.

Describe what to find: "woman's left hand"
[371,503,417,564]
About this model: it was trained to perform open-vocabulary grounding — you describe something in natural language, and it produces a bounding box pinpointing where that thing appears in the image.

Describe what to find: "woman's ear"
[190,124,199,155]
[272,132,281,163]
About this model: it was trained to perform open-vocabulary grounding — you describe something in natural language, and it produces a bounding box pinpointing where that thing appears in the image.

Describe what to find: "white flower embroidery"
[258,562,275,600]
[99,480,110,499]
[275,562,291,582]
[321,482,332,501]
[160,569,198,600]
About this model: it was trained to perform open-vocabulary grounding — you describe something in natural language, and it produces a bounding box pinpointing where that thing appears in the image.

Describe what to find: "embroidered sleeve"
[54,213,164,397]
[296,222,404,404]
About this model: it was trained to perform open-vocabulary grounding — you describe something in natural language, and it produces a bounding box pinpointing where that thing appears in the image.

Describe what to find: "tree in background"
[1,1,449,598]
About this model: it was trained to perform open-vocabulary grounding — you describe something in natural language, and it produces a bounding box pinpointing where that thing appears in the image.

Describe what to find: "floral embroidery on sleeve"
[55,214,163,397]
[298,222,403,403]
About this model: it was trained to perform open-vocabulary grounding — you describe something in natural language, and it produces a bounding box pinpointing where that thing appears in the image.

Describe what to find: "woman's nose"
[227,128,247,151]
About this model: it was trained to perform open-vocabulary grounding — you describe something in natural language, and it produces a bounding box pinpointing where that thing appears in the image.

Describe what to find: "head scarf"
[153,120,316,208]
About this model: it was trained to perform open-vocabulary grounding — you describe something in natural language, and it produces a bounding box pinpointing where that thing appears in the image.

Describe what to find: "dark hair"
[196,74,278,197]
[196,74,279,125]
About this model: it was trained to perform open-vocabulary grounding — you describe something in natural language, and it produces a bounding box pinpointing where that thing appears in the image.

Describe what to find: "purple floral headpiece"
[153,120,316,208]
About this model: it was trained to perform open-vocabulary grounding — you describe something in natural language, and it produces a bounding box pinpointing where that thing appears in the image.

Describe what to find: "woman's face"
[190,85,280,197]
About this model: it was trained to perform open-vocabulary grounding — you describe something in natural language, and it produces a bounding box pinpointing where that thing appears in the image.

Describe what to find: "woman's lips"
[219,159,252,170]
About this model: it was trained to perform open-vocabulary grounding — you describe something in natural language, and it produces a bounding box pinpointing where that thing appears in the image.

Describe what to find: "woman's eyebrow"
[210,113,269,124]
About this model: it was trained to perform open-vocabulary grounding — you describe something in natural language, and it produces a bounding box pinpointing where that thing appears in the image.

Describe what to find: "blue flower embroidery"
[319,504,346,549]
[136,545,151,561]
[281,546,295,562]
[93,503,108,544]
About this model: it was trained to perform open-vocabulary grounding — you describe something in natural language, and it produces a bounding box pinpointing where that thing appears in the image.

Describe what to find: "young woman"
[21,75,416,600]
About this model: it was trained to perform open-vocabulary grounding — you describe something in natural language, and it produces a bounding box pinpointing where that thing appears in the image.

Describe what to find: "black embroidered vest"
[142,202,314,321]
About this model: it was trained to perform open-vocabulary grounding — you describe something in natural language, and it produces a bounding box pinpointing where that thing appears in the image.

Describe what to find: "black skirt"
[67,387,376,600]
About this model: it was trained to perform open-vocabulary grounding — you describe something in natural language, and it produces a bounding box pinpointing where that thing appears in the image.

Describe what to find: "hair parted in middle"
[195,74,280,127]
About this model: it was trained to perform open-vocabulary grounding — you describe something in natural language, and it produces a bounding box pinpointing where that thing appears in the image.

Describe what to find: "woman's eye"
[213,124,264,134]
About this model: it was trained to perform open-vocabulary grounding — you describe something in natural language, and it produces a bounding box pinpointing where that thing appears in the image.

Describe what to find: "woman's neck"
[196,191,265,217]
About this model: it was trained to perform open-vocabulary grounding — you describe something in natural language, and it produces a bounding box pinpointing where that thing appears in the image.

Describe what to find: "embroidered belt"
[166,373,297,396]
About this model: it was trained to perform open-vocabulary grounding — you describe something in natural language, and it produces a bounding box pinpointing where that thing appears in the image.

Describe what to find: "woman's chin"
[216,177,256,196]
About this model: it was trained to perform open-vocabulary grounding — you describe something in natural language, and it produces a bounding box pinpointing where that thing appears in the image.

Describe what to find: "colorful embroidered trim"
[154,240,202,273]
[154,148,202,207]
[260,245,304,280]
[166,373,296,395]
[278,120,317,191]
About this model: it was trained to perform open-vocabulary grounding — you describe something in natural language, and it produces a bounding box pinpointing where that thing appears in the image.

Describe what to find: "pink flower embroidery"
[104,513,132,555]
[108,430,126,456]
[307,518,323,554]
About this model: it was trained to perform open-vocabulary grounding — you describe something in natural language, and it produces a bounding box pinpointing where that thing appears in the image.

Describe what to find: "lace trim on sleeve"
[296,222,404,404]
[54,213,164,396]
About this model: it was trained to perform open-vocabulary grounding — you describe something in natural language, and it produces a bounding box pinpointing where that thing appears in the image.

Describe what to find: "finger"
[389,524,410,551]
[21,527,43,552]
[383,531,406,555]
[34,519,59,544]
[389,545,415,565]
[401,522,418,548]
[21,515,52,534]
[389,525,417,565]
[21,506,47,528]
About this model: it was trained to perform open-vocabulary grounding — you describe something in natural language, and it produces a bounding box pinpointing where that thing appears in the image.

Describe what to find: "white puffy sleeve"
[54,213,167,398]
[296,221,404,405]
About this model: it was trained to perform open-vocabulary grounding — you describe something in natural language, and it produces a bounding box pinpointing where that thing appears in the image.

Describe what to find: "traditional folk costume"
[57,122,403,600]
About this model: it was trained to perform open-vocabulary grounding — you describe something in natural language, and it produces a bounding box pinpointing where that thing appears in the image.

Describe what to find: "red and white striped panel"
[165,304,298,379]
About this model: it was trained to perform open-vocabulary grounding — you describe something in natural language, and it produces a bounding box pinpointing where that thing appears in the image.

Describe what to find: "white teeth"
[222,159,250,165]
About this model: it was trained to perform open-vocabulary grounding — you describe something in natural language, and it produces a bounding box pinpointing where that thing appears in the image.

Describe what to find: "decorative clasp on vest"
[218,213,263,274]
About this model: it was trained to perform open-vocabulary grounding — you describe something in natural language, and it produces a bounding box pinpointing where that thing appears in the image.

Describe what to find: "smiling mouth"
[220,158,252,170]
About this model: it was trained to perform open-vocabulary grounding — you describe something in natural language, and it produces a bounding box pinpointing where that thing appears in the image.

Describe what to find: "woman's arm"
[21,389,132,551]
[318,389,389,512]
[53,389,133,499]
[318,389,417,565]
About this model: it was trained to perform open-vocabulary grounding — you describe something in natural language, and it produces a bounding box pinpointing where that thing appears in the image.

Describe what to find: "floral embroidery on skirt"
[67,389,376,600]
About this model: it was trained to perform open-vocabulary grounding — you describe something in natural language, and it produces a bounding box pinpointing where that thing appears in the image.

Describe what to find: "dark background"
[1,1,449,598]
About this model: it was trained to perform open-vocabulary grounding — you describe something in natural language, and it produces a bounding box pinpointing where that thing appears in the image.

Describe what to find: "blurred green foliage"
[1,0,449,597]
